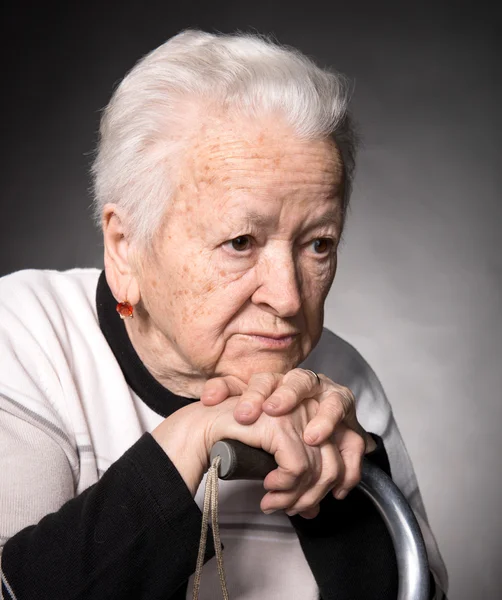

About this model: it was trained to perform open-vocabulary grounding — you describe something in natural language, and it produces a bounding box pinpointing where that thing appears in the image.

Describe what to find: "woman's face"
[136,117,344,383]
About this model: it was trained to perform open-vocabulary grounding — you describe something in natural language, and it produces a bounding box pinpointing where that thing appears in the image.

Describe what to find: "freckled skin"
[126,115,344,398]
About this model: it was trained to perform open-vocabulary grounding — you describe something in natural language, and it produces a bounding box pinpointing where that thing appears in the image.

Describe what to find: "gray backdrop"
[3,1,501,597]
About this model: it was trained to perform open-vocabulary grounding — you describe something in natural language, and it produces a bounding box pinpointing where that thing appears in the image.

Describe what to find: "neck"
[124,314,207,399]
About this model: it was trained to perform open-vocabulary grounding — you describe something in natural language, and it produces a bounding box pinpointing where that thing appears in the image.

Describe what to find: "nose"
[251,248,302,317]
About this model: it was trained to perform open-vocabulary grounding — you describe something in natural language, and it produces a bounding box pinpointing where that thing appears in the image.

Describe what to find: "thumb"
[200,375,248,405]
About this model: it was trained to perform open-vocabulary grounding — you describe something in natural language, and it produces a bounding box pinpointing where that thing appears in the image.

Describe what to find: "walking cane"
[210,440,430,600]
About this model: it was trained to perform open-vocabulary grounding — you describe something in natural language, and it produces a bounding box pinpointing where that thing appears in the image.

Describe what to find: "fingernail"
[286,510,297,516]
[335,489,347,500]
[263,509,276,515]
[264,401,278,412]
[305,430,319,444]
[238,402,253,417]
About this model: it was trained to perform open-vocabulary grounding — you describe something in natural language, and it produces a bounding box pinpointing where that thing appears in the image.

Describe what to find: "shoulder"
[0,266,102,349]
[0,268,104,447]
[0,267,100,336]
[0,267,102,400]
[0,267,101,308]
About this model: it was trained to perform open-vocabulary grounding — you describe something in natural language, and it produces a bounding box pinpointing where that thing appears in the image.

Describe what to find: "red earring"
[116,301,134,319]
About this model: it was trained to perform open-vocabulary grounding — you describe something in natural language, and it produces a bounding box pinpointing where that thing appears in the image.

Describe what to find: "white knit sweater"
[0,268,448,598]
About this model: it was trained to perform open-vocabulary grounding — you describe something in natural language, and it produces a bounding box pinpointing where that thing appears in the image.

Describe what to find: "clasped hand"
[201,368,376,519]
[153,368,374,519]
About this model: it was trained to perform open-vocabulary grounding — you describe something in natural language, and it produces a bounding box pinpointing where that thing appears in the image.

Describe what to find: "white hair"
[91,29,358,248]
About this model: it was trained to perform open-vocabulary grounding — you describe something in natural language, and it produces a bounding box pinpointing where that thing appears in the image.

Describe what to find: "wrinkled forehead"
[176,114,344,206]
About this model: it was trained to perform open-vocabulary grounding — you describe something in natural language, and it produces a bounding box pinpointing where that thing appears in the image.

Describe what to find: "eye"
[311,238,333,254]
[227,235,252,252]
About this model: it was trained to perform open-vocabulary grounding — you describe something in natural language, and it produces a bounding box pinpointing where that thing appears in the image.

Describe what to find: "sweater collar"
[96,270,197,418]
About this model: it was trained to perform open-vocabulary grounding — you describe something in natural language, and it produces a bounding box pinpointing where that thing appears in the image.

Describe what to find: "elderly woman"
[0,30,447,599]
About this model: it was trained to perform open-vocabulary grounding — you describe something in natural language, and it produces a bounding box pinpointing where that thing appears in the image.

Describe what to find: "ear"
[102,204,141,306]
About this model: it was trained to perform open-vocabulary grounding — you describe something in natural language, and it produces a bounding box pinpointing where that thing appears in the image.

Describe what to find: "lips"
[240,332,299,349]
[246,332,299,339]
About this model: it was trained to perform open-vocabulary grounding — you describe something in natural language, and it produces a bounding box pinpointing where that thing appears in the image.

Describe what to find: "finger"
[234,372,283,423]
[261,437,319,512]
[331,424,365,500]
[262,446,315,492]
[284,442,344,515]
[262,368,322,416]
[263,465,310,492]
[303,385,356,445]
[260,490,303,514]
[200,376,247,405]
[298,505,320,520]
[364,432,377,454]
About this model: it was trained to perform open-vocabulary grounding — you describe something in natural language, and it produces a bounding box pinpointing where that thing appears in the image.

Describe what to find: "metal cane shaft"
[210,439,430,600]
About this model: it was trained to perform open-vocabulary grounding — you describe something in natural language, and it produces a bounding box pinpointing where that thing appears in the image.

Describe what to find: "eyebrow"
[225,209,340,232]
[308,213,340,229]
[223,210,272,231]
[239,211,273,228]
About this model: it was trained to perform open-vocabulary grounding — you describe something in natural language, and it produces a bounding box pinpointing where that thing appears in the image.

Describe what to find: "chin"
[219,353,303,382]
